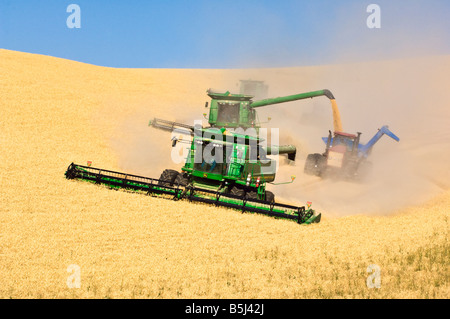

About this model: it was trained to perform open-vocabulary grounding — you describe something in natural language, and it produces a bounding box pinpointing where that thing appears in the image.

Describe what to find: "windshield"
[217,102,240,123]
[193,140,225,174]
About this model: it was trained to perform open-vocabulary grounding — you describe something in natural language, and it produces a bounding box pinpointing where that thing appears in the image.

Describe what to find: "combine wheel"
[230,186,245,198]
[265,191,275,203]
[158,169,179,186]
[245,190,258,200]
[174,173,189,186]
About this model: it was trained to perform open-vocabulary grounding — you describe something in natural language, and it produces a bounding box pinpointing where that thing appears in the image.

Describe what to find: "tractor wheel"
[174,173,189,186]
[304,154,317,175]
[304,153,325,176]
[230,186,245,198]
[158,169,179,186]
[265,191,275,203]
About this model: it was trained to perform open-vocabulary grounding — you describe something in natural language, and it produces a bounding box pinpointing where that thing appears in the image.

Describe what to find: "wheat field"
[0,49,448,299]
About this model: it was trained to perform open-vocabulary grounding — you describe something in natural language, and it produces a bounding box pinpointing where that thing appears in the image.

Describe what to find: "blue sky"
[0,0,449,68]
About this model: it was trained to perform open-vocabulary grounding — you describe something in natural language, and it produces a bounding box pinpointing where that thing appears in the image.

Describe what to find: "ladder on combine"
[65,163,321,224]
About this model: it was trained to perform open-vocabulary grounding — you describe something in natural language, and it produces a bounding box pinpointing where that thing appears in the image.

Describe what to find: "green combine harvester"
[66,88,344,224]
[65,126,320,224]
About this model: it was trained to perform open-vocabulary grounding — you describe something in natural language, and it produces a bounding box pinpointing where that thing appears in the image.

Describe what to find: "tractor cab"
[322,131,362,169]
[324,131,362,155]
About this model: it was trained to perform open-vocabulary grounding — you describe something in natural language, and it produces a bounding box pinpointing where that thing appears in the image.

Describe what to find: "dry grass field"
[0,49,448,299]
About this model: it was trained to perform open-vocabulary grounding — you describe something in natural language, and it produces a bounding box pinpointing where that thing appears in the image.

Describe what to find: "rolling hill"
[0,49,448,298]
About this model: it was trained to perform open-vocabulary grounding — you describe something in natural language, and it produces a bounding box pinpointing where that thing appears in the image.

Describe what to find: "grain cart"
[304,126,400,179]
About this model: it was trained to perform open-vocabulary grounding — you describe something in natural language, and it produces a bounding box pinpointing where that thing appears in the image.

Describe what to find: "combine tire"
[230,186,245,198]
[265,191,275,203]
[304,153,326,176]
[245,190,274,202]
[158,169,179,186]
[245,190,258,200]
[174,173,189,186]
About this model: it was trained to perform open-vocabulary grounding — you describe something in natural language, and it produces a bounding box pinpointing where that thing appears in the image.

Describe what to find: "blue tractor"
[304,125,400,180]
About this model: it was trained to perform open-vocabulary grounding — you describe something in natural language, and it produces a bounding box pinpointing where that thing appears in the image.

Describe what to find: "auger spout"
[249,89,343,132]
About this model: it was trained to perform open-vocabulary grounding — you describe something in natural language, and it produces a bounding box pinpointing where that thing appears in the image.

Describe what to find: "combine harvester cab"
[304,125,400,180]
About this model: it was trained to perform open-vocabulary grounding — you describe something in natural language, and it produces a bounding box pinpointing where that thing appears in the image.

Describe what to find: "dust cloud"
[108,106,207,178]
[262,56,450,217]
[213,2,450,216]
[105,57,449,218]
